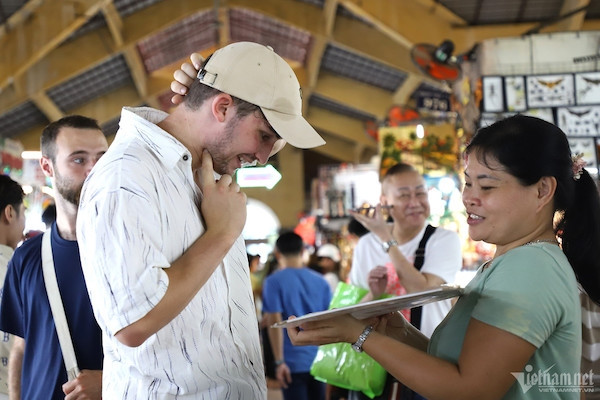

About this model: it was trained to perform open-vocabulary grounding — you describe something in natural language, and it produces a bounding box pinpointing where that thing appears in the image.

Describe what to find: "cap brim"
[262,108,325,149]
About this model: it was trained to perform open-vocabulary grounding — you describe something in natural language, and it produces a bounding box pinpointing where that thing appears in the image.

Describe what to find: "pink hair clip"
[572,153,586,181]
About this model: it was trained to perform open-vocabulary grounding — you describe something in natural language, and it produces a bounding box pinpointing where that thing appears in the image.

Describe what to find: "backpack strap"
[410,224,437,330]
[42,231,81,381]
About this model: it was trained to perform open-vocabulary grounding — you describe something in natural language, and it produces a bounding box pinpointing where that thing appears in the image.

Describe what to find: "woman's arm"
[288,315,536,400]
[379,311,429,351]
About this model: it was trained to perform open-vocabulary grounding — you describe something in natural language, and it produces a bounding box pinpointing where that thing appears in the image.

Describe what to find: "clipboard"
[272,285,463,328]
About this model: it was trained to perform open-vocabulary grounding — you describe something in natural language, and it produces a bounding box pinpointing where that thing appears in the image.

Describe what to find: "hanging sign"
[236,164,282,189]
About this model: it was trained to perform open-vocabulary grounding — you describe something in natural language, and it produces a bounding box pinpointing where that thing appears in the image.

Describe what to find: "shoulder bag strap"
[410,224,437,330]
[41,231,81,381]
[414,224,437,271]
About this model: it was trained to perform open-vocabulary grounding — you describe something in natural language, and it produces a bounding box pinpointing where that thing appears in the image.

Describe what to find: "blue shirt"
[0,223,103,400]
[262,267,332,372]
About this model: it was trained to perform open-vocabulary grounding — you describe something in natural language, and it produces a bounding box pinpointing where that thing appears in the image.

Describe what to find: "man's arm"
[351,211,444,293]
[114,151,247,347]
[387,247,445,292]
[8,337,24,400]
[264,312,291,389]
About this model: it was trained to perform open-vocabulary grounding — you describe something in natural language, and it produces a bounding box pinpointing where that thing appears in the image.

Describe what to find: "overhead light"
[416,124,425,139]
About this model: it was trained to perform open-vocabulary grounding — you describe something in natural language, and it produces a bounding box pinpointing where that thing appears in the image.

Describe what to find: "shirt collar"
[118,107,191,170]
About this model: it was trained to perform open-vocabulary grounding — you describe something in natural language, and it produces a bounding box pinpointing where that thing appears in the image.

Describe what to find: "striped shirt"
[77,107,266,399]
[581,290,600,399]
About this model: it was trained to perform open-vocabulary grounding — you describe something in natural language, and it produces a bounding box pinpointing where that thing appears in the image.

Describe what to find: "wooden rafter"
[0,0,106,92]
[2,0,600,156]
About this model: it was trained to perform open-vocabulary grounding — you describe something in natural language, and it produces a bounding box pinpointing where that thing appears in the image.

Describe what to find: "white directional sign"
[236,164,282,189]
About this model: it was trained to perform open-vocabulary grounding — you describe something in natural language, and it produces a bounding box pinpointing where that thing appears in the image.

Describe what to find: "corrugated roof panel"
[310,94,376,121]
[115,0,163,17]
[293,0,324,8]
[68,0,165,41]
[478,0,527,24]
[47,54,132,112]
[137,10,217,73]
[521,0,563,22]
[0,101,48,138]
[229,8,311,65]
[67,12,107,42]
[321,44,406,92]
[438,0,480,24]
[587,0,600,19]
[0,0,27,24]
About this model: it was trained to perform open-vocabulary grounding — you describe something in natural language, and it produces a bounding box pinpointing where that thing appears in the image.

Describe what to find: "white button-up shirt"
[77,107,266,399]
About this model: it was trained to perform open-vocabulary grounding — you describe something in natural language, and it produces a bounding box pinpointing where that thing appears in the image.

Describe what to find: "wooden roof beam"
[313,72,393,120]
[302,0,337,114]
[123,47,148,98]
[307,107,377,149]
[311,131,359,163]
[551,0,589,32]
[30,91,64,122]
[0,0,105,92]
[101,1,124,48]
[0,0,44,40]
[216,1,230,47]
[0,0,213,111]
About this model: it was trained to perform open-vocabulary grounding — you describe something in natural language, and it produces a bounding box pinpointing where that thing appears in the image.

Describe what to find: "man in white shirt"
[348,163,462,400]
[76,42,325,399]
[349,163,462,338]
[0,175,25,400]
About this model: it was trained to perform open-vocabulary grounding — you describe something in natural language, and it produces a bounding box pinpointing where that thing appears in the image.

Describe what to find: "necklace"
[523,239,559,246]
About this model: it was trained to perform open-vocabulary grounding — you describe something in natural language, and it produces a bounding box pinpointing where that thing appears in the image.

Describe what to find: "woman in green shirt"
[287,115,600,399]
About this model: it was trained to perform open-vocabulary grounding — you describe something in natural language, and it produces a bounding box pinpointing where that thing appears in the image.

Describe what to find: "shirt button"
[183,155,189,161]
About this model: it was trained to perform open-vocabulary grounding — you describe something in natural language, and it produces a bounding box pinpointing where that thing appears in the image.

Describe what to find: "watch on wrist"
[351,325,374,353]
[274,359,285,366]
[381,239,398,253]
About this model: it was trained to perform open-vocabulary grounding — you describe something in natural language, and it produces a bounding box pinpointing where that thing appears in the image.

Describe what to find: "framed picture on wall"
[504,76,527,112]
[482,76,504,113]
[597,138,600,175]
[557,106,600,136]
[526,74,575,108]
[479,112,515,128]
[575,72,600,105]
[523,108,555,125]
[568,137,598,172]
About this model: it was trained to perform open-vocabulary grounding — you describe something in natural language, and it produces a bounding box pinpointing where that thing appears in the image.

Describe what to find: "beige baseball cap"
[197,42,325,149]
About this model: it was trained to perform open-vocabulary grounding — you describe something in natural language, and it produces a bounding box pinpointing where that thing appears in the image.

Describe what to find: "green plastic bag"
[309,282,388,398]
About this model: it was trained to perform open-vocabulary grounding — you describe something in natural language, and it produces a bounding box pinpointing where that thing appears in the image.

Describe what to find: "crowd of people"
[0,41,596,400]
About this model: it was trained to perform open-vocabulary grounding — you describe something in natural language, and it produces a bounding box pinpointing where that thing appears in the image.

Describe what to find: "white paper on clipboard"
[272,285,463,329]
